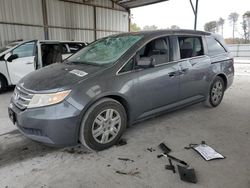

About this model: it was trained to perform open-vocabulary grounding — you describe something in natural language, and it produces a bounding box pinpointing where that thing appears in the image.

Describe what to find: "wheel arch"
[75,93,131,144]
[216,73,228,89]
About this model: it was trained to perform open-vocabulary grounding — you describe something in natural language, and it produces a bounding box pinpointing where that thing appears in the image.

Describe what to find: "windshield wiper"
[66,61,100,66]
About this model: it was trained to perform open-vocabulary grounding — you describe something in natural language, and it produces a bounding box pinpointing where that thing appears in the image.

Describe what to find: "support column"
[189,0,199,30]
[128,9,131,32]
[42,0,49,39]
[93,6,97,40]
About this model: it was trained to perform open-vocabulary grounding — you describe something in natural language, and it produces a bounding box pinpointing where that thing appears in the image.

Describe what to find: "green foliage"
[142,25,158,31]
[204,21,217,32]
[228,12,239,24]
[130,23,141,32]
[170,25,180,29]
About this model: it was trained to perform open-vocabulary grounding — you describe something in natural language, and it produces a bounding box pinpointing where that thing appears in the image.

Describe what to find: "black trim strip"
[211,58,233,64]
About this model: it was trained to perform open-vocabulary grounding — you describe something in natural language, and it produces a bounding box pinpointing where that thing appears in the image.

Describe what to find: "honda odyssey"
[8,30,234,151]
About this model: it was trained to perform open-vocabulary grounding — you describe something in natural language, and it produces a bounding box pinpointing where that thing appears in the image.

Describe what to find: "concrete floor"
[0,63,250,188]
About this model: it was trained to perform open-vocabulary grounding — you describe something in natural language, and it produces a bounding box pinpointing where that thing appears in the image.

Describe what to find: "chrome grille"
[12,86,34,110]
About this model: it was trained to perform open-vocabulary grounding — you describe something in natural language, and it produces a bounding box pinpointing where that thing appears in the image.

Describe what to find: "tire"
[204,76,225,107]
[79,98,127,151]
[0,75,7,93]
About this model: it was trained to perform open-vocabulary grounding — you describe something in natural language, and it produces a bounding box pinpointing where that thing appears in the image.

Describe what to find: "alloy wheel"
[92,109,121,144]
[211,80,223,105]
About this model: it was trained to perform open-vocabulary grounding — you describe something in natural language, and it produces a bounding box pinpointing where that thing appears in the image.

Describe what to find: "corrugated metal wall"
[0,0,129,47]
[0,0,44,46]
[96,7,129,38]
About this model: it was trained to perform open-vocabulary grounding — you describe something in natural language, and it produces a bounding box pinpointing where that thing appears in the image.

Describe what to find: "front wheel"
[79,98,127,151]
[205,76,225,107]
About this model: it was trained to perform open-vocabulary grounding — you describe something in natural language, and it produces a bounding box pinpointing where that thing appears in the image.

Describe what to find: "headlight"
[27,90,71,109]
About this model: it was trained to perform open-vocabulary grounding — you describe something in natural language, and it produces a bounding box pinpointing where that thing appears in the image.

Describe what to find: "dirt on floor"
[0,63,250,188]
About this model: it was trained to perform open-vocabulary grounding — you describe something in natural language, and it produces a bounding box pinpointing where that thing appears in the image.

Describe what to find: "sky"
[131,0,250,38]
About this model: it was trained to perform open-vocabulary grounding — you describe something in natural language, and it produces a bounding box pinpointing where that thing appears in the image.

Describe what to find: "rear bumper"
[8,100,82,146]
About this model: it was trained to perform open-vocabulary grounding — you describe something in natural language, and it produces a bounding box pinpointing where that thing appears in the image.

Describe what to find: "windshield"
[67,35,143,65]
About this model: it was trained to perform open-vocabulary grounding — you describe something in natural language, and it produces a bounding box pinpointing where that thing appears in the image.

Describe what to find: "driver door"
[131,37,180,119]
[6,41,36,85]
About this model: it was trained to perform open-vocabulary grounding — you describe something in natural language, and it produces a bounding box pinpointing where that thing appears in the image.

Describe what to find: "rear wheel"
[205,76,225,107]
[79,98,127,151]
[0,76,7,93]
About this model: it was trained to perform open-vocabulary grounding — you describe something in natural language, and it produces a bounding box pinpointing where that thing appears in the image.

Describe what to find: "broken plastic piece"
[165,158,176,173]
[185,141,225,161]
[158,142,171,154]
[116,138,127,146]
[118,158,134,162]
[158,153,188,166]
[177,165,197,183]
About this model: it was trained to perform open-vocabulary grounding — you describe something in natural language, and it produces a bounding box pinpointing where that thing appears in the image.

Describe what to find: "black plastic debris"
[115,169,140,176]
[177,165,197,184]
[146,148,156,152]
[116,138,127,146]
[118,158,134,162]
[22,146,29,151]
[158,142,171,154]
[165,158,176,173]
[157,141,197,183]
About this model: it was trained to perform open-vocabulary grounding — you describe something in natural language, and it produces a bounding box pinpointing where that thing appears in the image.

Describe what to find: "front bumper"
[8,100,82,146]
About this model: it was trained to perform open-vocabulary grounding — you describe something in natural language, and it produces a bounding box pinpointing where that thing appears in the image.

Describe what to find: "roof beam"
[114,0,169,9]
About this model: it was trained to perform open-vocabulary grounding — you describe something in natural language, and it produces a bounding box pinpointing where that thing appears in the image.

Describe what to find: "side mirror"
[137,57,155,68]
[5,53,19,62]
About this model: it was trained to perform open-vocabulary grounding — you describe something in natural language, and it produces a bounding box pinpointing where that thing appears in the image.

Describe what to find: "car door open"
[6,41,36,85]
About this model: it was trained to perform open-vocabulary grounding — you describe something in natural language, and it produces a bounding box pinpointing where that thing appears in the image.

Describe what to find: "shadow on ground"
[0,130,58,168]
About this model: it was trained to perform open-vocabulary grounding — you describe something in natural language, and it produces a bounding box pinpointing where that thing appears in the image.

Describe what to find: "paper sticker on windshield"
[69,69,88,77]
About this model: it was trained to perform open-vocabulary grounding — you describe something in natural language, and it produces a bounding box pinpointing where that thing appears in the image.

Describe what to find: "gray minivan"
[8,30,234,151]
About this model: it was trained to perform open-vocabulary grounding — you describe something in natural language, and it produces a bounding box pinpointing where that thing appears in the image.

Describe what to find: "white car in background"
[0,40,88,92]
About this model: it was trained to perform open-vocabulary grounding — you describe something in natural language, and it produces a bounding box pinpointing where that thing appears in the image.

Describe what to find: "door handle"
[26,62,33,65]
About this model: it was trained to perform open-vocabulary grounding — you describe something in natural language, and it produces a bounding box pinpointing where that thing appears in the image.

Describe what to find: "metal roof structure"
[112,0,169,9]
[113,0,199,30]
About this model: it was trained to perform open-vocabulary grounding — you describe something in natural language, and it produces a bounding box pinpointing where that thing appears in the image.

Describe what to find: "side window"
[136,37,169,66]
[12,42,35,58]
[119,58,134,73]
[178,36,204,59]
[68,43,85,53]
[206,36,226,56]
[118,37,170,74]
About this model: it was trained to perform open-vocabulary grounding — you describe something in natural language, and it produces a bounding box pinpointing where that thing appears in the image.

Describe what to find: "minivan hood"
[20,63,105,92]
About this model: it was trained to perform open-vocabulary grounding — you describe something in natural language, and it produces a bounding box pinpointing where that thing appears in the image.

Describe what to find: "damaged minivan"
[8,30,234,151]
[0,40,87,91]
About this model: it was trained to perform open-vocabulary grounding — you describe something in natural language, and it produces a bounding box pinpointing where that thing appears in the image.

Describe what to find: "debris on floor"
[63,146,92,155]
[165,158,176,173]
[185,141,225,161]
[22,146,29,151]
[157,142,197,184]
[115,169,140,177]
[158,142,171,153]
[177,165,197,183]
[118,158,134,162]
[115,138,127,146]
[146,148,155,152]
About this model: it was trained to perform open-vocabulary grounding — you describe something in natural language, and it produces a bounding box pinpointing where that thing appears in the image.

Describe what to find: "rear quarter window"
[206,36,227,56]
